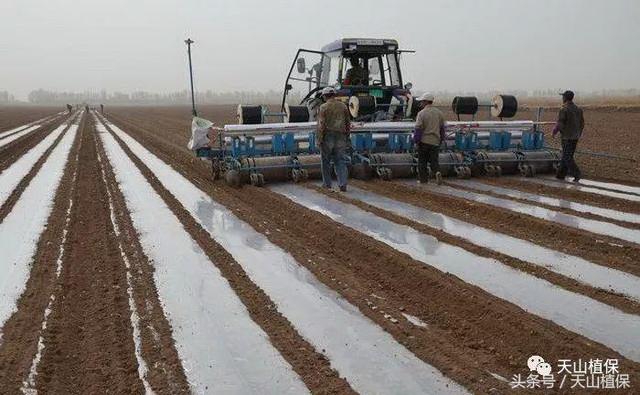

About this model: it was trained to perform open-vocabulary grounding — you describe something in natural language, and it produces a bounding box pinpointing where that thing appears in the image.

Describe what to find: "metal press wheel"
[225,169,242,188]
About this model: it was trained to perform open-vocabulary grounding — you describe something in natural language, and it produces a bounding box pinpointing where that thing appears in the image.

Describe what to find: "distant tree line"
[22,89,302,105]
[0,91,16,104]
[0,88,638,106]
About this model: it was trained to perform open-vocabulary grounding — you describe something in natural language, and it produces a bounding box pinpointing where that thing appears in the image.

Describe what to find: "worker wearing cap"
[553,90,584,181]
[317,87,351,191]
[413,93,445,184]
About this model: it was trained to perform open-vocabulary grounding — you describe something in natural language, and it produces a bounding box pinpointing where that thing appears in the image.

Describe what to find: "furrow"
[449,179,640,225]
[339,184,640,303]
[101,116,469,395]
[96,116,309,394]
[0,113,61,140]
[0,120,71,207]
[546,176,640,196]
[270,184,640,363]
[0,117,77,337]
[410,181,640,245]
[519,176,640,203]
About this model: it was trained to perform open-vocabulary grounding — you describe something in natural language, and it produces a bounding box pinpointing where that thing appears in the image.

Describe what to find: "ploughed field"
[0,105,639,394]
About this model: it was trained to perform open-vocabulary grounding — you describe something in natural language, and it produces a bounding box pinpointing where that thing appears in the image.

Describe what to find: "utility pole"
[185,38,197,116]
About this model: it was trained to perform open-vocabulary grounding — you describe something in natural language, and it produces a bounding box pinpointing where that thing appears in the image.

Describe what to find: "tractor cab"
[281,38,413,122]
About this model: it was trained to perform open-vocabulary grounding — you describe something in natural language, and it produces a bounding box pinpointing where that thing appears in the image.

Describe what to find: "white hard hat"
[321,86,337,96]
[416,92,435,102]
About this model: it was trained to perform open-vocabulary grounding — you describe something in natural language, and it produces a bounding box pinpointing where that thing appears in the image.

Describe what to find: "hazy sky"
[1,0,639,100]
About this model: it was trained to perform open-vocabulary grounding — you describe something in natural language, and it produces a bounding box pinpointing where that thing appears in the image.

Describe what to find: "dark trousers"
[557,139,581,179]
[417,143,439,182]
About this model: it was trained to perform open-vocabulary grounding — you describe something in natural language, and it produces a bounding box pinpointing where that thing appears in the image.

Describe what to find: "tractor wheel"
[225,170,242,188]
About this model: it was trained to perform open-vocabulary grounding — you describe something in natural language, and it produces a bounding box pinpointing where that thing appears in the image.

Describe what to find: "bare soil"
[1,105,638,394]
[0,113,69,172]
[0,106,61,132]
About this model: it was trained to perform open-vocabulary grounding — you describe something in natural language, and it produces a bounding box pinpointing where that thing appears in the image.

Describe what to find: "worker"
[66,104,72,114]
[344,56,368,86]
[100,104,104,114]
[317,86,351,192]
[413,92,445,184]
[553,90,584,182]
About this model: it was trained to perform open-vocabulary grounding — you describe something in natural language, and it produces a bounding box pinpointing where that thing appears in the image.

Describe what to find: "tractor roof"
[321,38,399,53]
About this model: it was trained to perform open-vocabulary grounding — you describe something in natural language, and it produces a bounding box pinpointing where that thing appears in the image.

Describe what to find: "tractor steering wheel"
[300,86,325,104]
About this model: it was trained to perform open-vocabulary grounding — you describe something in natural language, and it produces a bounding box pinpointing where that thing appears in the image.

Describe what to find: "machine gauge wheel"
[300,169,309,180]
[250,172,265,187]
[225,169,242,188]
[291,169,303,183]
[486,164,496,176]
[463,166,472,178]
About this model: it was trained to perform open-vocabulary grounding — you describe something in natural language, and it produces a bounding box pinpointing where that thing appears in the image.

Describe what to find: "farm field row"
[0,107,638,393]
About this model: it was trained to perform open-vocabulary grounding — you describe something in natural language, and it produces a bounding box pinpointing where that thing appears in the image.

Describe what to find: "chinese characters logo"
[509,356,631,390]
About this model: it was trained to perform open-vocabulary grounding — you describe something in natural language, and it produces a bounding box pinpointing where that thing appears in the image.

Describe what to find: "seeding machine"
[186,38,560,186]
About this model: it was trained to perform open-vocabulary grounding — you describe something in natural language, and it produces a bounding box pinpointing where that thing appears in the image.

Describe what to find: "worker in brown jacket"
[317,87,351,191]
[413,92,445,184]
[552,90,584,181]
